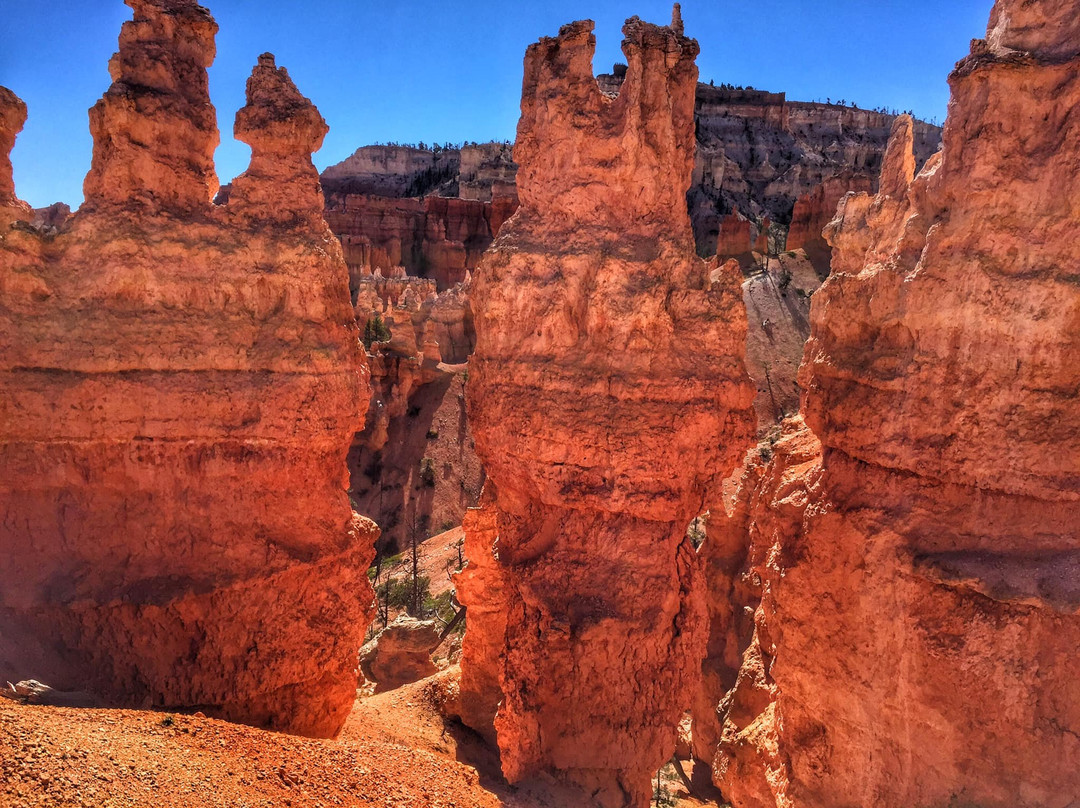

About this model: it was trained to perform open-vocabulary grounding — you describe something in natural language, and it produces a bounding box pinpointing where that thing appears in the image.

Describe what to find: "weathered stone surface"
[359,615,441,692]
[83,0,220,212]
[709,2,1080,804]
[464,12,755,806]
[0,1,374,738]
[31,202,72,233]
[452,486,508,742]
[348,274,480,553]
[784,172,872,264]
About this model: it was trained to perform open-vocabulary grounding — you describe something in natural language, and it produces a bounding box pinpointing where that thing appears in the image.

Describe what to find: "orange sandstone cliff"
[699,0,1080,804]
[462,10,756,806]
[348,272,483,553]
[784,171,872,265]
[0,0,374,738]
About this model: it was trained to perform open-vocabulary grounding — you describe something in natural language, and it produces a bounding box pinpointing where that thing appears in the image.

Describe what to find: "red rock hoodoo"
[451,486,508,742]
[701,1,1080,804]
[784,171,872,264]
[0,0,375,738]
[463,11,756,806]
[0,88,30,219]
[715,211,754,260]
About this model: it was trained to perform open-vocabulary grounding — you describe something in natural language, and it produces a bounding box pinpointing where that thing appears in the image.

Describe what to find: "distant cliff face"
[686,84,941,255]
[321,144,517,291]
[324,193,515,291]
[321,82,942,275]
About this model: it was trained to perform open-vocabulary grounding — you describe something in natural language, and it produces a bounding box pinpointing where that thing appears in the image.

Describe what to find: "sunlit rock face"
[0,0,375,738]
[0,88,31,220]
[704,1,1080,805]
[783,171,872,264]
[452,485,509,743]
[463,9,756,806]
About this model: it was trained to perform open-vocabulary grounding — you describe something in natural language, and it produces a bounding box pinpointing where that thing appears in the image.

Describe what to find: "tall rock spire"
[228,53,329,222]
[83,0,219,211]
[462,12,755,807]
[706,0,1080,804]
[0,87,28,214]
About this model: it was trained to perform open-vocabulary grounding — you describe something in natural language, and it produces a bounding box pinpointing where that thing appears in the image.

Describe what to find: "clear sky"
[2,0,991,209]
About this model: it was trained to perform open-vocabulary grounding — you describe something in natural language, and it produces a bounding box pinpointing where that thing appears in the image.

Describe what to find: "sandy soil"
[1,669,721,808]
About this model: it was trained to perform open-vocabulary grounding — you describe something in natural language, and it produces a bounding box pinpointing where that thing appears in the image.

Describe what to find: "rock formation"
[784,171,872,266]
[348,274,482,553]
[0,0,374,738]
[463,13,756,806]
[451,486,508,741]
[229,53,329,223]
[359,615,442,692]
[703,1,1080,804]
[715,212,754,260]
[83,0,219,212]
[1,87,31,220]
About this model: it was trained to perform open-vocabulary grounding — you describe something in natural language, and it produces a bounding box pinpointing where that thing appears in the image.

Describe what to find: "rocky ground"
[0,676,718,808]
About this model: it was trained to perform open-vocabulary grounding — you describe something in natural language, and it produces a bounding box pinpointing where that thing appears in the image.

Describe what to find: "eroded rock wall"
[705,2,1080,804]
[0,88,30,220]
[784,171,872,267]
[0,0,374,738]
[463,12,755,806]
[348,273,481,553]
[324,193,516,291]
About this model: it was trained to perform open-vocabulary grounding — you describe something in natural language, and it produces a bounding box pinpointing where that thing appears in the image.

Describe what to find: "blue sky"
[2,0,991,209]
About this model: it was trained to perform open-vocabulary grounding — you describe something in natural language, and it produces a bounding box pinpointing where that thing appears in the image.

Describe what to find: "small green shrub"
[426,427,439,440]
[758,426,782,461]
[362,313,392,348]
[420,457,436,487]
[424,590,459,625]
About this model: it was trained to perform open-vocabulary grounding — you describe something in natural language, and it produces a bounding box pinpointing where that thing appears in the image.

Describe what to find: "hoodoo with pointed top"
[0,0,375,738]
[461,11,755,807]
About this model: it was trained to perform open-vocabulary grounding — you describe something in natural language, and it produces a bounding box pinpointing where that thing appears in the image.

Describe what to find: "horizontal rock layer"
[465,13,756,807]
[705,1,1080,804]
[0,0,374,738]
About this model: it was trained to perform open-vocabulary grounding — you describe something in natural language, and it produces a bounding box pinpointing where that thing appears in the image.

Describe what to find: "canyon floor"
[0,677,717,808]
